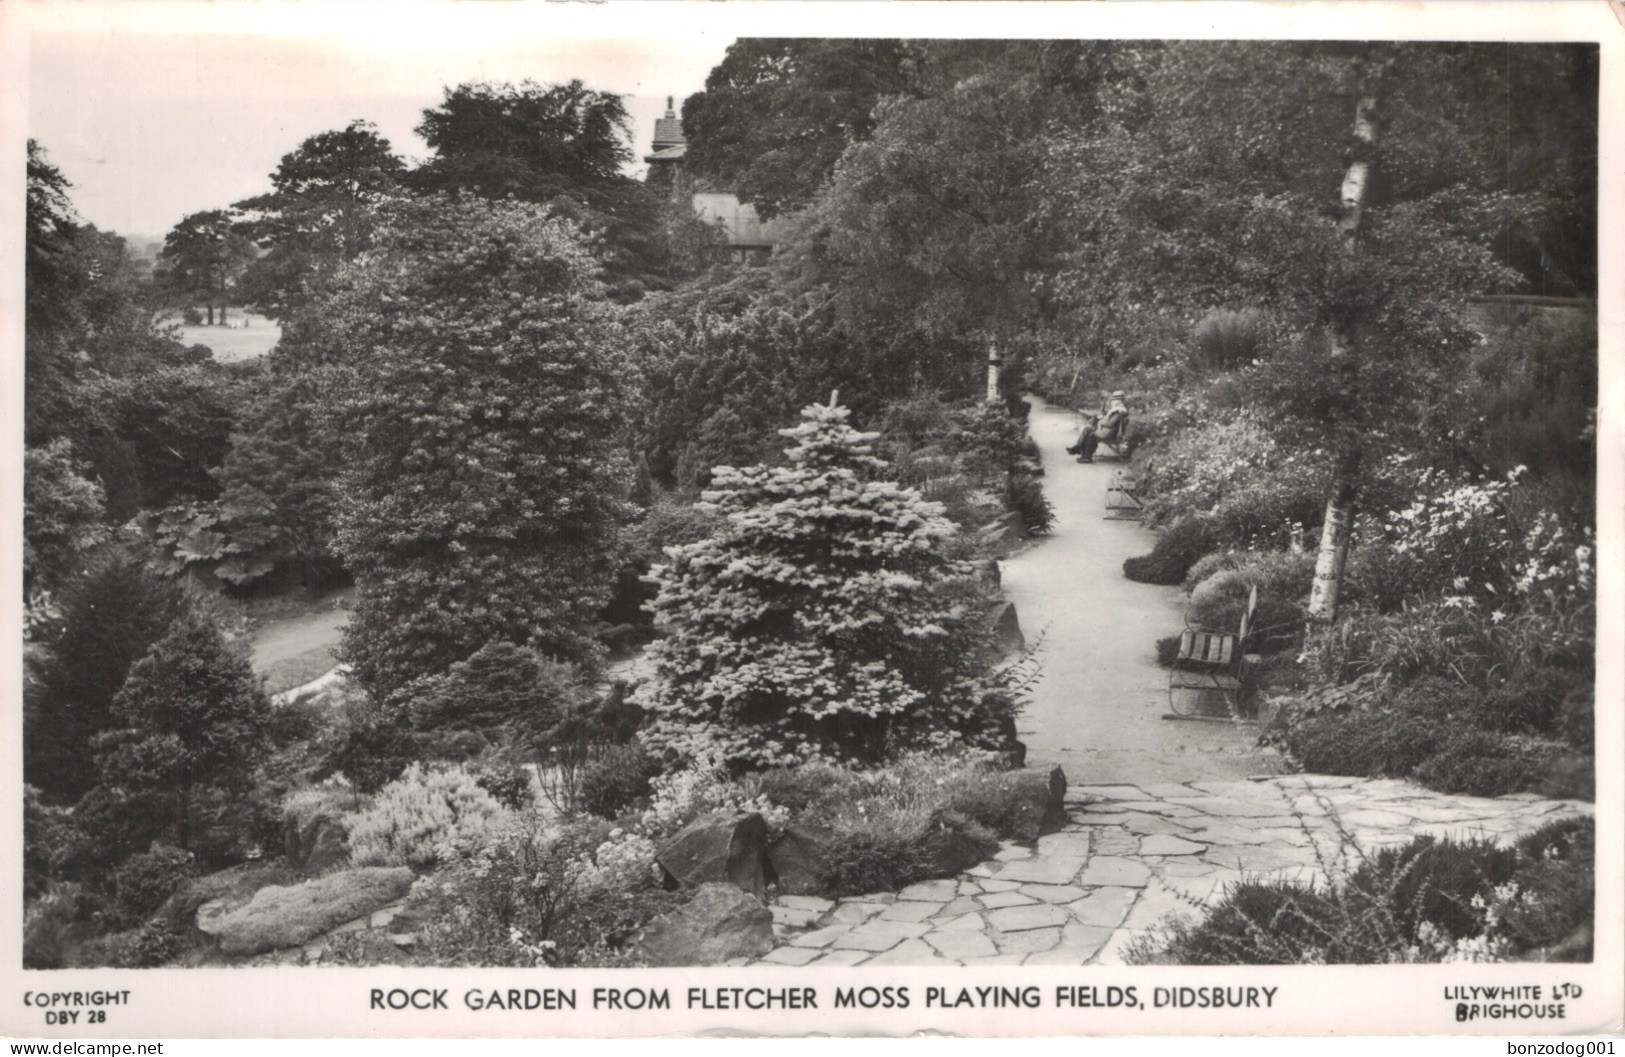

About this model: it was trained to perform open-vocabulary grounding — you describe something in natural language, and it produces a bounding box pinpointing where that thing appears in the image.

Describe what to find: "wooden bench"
[1104,469,1144,520]
[1165,584,1258,722]
[1095,413,1133,460]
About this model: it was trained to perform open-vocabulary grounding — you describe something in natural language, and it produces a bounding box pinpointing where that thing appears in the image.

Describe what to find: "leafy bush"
[1481,666,1586,737]
[472,763,535,811]
[24,785,73,900]
[106,845,197,929]
[1409,734,1566,799]
[1131,818,1595,964]
[126,500,283,588]
[403,641,594,745]
[642,752,788,838]
[755,762,859,815]
[24,439,108,594]
[83,923,183,969]
[1189,309,1274,372]
[1124,515,1224,585]
[1282,709,1446,778]
[23,882,97,969]
[346,764,514,870]
[1186,550,1314,644]
[766,754,1027,896]
[1003,474,1054,536]
[411,813,678,967]
[577,742,662,820]
[320,716,420,794]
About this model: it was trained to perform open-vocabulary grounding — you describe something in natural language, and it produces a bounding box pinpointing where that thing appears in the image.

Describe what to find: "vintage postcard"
[2,0,1619,1040]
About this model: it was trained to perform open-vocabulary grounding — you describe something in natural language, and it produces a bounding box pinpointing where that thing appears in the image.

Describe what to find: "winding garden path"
[751,395,1593,967]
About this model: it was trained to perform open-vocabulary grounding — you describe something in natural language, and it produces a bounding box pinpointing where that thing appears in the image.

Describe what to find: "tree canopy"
[301,195,634,700]
[233,120,407,321]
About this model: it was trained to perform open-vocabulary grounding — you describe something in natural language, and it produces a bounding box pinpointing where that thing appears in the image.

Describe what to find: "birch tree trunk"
[1307,75,1383,622]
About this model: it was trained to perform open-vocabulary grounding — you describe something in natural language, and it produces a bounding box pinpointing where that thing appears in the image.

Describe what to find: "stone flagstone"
[756,775,1593,969]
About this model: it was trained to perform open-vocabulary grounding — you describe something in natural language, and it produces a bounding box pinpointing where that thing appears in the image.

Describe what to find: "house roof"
[644,144,688,163]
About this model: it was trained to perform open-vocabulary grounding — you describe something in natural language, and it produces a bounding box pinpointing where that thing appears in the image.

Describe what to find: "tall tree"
[412,80,672,300]
[308,196,633,700]
[233,120,407,321]
[681,40,921,218]
[24,556,186,803]
[154,210,257,325]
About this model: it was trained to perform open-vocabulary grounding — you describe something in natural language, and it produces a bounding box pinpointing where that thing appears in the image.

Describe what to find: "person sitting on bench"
[1067,392,1129,462]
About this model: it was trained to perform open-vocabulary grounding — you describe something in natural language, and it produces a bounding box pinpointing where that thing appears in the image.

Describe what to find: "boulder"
[153,862,295,936]
[1006,765,1069,841]
[203,866,414,956]
[656,810,769,900]
[985,601,1025,654]
[976,511,1025,544]
[765,825,835,896]
[634,883,775,967]
[284,802,351,876]
[919,812,1000,878]
[971,559,1001,589]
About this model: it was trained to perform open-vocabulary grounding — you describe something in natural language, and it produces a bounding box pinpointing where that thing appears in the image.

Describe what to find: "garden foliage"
[636,401,1019,769]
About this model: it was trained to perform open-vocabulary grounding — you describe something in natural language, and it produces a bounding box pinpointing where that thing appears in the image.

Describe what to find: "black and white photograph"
[5,0,1620,1040]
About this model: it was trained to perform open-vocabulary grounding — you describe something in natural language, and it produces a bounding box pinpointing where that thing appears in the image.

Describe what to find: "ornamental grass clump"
[636,401,1020,770]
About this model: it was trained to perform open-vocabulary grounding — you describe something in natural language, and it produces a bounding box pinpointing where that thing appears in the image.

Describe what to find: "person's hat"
[1111,390,1126,399]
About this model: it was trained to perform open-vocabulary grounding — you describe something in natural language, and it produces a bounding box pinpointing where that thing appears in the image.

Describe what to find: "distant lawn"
[177,313,281,362]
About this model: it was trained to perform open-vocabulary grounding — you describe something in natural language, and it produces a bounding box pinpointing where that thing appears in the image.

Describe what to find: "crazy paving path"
[750,394,1591,966]
[753,777,1593,967]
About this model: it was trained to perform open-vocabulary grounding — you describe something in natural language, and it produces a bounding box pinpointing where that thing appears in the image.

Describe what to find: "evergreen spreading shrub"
[1408,734,1563,799]
[577,742,662,820]
[346,764,513,870]
[1124,515,1223,585]
[1283,710,1446,778]
[403,640,593,744]
[106,845,198,929]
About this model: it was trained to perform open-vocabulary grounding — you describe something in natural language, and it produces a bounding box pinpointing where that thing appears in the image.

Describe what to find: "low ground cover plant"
[1129,817,1593,964]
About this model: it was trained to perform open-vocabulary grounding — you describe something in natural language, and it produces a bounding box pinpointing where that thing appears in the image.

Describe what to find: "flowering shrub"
[642,751,789,838]
[406,812,677,968]
[346,764,513,870]
[566,828,661,893]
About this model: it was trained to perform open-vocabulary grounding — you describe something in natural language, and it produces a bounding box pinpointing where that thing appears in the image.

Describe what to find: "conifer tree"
[93,610,270,851]
[637,400,1018,769]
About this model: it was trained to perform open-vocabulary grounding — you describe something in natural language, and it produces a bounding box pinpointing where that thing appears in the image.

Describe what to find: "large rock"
[985,601,1025,654]
[635,882,775,967]
[766,825,834,896]
[284,801,351,876]
[657,810,769,900]
[153,862,295,935]
[1006,766,1069,841]
[977,511,1026,544]
[202,866,414,956]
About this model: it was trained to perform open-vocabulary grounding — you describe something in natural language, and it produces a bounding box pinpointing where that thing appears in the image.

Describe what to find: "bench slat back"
[1178,629,1235,667]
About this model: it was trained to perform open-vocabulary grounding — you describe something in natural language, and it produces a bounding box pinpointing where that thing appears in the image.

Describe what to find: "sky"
[28,27,732,241]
